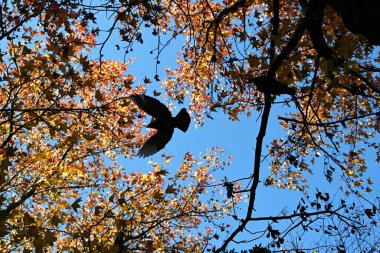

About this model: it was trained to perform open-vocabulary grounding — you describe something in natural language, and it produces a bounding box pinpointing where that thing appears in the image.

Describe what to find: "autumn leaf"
[1,1,379,252]
[23,213,35,225]
[143,76,152,84]
[153,169,169,178]
[153,191,164,200]
[51,216,62,227]
[364,209,374,218]
[71,198,82,212]
[0,221,7,237]
[94,206,103,216]
[165,184,178,194]
[153,90,161,96]
[95,90,104,101]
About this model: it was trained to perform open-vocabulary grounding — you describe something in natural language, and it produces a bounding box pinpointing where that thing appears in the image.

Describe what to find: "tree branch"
[278,110,380,127]
[215,93,273,252]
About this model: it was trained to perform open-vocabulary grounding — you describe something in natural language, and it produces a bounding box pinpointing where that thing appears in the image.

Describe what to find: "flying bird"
[130,94,191,158]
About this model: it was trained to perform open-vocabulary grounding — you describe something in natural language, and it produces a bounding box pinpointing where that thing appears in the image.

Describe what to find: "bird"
[130,94,191,158]
[248,76,296,96]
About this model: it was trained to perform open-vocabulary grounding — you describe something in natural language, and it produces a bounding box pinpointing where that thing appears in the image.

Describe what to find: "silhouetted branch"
[278,110,380,127]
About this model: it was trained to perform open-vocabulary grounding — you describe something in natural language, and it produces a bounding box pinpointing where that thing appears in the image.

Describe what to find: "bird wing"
[130,94,172,119]
[137,127,174,158]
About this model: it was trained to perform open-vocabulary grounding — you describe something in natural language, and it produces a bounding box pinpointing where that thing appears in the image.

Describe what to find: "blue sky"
[1,11,378,249]
[0,2,379,252]
[103,24,380,251]
[90,16,380,249]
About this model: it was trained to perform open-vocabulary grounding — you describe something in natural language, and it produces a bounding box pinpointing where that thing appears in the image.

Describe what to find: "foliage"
[0,0,379,252]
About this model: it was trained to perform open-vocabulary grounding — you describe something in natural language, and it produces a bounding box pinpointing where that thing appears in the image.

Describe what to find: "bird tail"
[174,108,191,132]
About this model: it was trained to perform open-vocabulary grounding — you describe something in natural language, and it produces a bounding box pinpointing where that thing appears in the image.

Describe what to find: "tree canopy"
[0,0,379,252]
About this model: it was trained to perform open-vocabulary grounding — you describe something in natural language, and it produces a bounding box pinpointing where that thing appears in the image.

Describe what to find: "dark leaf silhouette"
[329,0,380,45]
[249,76,296,96]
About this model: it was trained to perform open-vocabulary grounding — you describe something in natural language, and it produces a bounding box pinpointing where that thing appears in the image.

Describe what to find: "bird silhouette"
[130,94,191,158]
